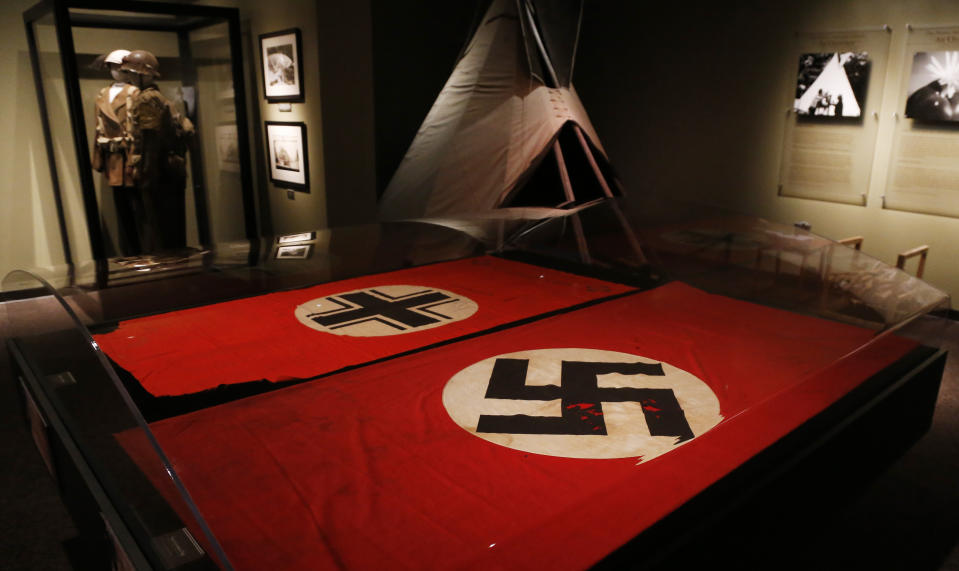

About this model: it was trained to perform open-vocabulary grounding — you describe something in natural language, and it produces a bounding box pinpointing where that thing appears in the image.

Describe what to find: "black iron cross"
[476,358,695,442]
[308,289,454,330]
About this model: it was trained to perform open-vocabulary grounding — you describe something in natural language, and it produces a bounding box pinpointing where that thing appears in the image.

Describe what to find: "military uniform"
[92,82,144,254]
[128,85,194,251]
[92,83,139,185]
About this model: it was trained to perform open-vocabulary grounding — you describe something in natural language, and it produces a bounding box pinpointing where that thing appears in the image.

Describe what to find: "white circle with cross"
[295,285,478,337]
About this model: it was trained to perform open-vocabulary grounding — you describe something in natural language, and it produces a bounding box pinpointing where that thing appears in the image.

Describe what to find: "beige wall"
[1,0,64,275]
[215,0,376,235]
[578,1,959,299]
[1,0,375,280]
[236,0,376,235]
[239,0,328,234]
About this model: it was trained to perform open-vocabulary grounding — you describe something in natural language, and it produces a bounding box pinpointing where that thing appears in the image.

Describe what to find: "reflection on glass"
[509,196,951,331]
[1,269,231,569]
[34,14,93,263]
[69,11,242,261]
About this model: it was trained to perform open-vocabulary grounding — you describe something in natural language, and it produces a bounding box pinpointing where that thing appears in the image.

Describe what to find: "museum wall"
[232,0,376,234]
[1,0,67,275]
[238,0,327,234]
[191,0,377,233]
[576,0,959,297]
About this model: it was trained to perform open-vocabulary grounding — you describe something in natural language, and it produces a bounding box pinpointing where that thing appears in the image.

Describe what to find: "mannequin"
[122,50,194,252]
[91,49,143,255]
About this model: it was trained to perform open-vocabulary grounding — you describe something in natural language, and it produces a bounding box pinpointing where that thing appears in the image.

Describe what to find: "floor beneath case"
[1,321,958,571]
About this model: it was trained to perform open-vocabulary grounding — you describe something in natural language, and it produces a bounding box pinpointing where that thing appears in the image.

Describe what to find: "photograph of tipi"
[794,52,871,118]
[905,51,959,122]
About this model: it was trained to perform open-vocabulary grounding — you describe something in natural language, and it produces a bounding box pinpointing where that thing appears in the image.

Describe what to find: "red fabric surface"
[137,281,916,570]
[94,256,633,396]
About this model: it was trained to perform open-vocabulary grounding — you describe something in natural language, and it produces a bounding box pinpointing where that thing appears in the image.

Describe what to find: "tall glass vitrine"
[24,0,256,273]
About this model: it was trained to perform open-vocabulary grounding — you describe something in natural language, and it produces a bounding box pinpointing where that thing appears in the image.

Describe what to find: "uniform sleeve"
[91,108,104,172]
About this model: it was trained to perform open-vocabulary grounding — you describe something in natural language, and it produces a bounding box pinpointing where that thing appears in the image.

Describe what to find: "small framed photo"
[277,231,315,244]
[259,28,304,102]
[794,52,871,119]
[276,244,312,260]
[265,121,309,191]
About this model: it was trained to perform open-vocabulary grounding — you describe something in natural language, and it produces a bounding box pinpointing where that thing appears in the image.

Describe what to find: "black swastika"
[308,289,455,331]
[476,358,695,442]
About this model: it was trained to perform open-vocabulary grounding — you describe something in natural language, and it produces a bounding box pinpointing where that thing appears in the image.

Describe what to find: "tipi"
[377,0,622,221]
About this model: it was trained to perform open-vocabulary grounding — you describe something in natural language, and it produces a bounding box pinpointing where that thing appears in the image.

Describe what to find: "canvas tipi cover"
[378,0,611,221]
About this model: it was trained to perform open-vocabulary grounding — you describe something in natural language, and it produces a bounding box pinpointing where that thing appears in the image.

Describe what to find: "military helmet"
[104,49,131,65]
[89,49,130,71]
[121,50,161,78]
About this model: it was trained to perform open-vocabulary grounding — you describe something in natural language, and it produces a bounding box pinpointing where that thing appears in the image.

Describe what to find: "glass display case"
[23,0,255,267]
[2,197,951,570]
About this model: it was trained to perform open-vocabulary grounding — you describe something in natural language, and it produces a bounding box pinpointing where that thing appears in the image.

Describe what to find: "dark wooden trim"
[22,0,53,23]
[63,0,234,19]
[176,29,212,247]
[53,0,106,261]
[23,11,75,271]
[230,12,259,239]
[68,12,215,32]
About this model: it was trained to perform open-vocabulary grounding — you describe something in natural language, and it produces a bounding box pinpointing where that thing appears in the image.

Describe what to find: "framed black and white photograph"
[905,51,959,122]
[276,244,312,260]
[259,28,304,102]
[277,231,316,244]
[794,52,871,118]
[265,121,309,191]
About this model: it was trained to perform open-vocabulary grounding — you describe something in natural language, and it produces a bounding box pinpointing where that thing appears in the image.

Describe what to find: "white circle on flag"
[442,348,722,462]
[295,285,478,337]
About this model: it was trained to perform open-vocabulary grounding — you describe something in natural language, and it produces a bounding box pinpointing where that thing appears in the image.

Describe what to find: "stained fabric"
[94,256,634,396]
[128,281,915,570]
